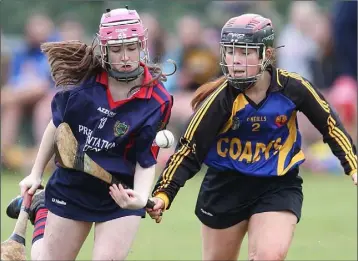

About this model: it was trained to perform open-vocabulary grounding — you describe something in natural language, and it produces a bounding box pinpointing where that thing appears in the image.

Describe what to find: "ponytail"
[191,76,226,111]
[41,40,102,88]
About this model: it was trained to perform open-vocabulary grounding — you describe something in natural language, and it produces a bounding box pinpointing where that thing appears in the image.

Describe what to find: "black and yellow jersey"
[153,66,357,209]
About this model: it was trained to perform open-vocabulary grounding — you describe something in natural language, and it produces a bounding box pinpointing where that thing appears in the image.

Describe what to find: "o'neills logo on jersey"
[97,107,116,117]
[114,121,129,137]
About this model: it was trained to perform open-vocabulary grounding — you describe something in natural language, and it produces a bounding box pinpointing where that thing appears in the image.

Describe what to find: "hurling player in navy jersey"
[148,14,357,261]
[7,7,173,261]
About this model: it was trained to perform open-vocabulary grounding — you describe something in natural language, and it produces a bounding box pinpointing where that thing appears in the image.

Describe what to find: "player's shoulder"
[274,67,312,90]
[151,81,173,105]
[53,75,98,100]
[272,67,317,104]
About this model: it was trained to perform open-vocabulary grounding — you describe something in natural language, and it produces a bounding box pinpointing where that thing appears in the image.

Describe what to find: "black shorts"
[195,167,303,229]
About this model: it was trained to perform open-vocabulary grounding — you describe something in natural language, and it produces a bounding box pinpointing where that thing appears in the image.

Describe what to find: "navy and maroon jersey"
[153,66,357,209]
[46,64,173,221]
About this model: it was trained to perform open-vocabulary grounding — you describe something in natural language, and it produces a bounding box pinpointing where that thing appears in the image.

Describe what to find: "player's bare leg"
[247,211,297,260]
[31,239,43,260]
[201,221,248,261]
[38,211,92,260]
[92,216,141,260]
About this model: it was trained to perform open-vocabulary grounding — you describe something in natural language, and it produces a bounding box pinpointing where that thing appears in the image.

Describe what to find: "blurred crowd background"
[1,0,357,176]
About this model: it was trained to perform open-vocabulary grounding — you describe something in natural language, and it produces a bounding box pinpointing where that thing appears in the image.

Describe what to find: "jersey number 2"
[252,123,260,131]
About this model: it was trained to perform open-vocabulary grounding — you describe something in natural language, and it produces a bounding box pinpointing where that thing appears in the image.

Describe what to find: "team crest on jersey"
[113,121,129,137]
[232,116,241,130]
[275,115,288,127]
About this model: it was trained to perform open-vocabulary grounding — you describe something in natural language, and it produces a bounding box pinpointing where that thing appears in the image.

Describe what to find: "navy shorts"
[45,168,145,222]
[195,167,303,229]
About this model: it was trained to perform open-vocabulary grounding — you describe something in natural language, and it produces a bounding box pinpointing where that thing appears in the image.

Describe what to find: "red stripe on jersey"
[151,144,160,159]
[152,91,165,113]
[157,83,172,124]
[96,63,154,109]
[124,133,136,160]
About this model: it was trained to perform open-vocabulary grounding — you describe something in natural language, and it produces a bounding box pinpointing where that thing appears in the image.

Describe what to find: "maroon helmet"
[220,14,274,91]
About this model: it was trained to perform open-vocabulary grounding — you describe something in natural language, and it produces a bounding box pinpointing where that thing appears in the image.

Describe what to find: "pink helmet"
[97,7,149,81]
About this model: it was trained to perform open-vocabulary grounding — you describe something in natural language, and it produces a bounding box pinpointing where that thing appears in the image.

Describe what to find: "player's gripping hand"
[109,184,147,210]
[19,173,43,196]
[351,172,357,185]
[146,197,165,223]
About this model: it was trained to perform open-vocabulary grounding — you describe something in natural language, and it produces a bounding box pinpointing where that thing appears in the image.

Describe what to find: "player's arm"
[31,91,71,177]
[31,120,56,176]
[133,100,173,204]
[285,75,357,176]
[152,84,230,209]
[132,163,156,205]
[19,91,71,194]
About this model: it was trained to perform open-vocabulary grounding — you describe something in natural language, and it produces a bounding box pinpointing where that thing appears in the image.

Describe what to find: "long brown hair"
[191,76,227,111]
[41,40,174,90]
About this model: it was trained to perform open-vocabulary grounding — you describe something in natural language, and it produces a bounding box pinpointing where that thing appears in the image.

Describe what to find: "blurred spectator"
[276,1,321,82]
[1,13,56,172]
[157,16,221,167]
[58,16,86,42]
[162,15,220,94]
[331,0,357,80]
[164,16,219,131]
[309,12,338,92]
[140,13,167,64]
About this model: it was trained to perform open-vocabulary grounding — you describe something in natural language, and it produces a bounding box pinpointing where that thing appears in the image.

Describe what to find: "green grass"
[1,171,356,260]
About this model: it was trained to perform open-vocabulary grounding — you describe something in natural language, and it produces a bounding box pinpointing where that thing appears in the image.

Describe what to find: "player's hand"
[146,197,165,223]
[19,173,42,196]
[351,172,357,185]
[109,184,147,210]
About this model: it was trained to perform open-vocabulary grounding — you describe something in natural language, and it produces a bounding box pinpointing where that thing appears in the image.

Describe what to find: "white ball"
[155,130,175,148]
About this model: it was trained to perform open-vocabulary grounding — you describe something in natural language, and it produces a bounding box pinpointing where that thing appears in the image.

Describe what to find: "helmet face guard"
[219,42,268,90]
[97,8,149,82]
[220,14,274,91]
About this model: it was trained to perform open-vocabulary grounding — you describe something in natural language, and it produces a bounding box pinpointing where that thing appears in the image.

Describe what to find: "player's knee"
[249,248,287,261]
[202,244,239,261]
[203,251,238,261]
[94,251,129,261]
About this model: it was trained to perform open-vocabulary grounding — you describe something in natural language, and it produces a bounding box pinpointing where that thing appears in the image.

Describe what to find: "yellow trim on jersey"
[327,116,357,170]
[277,111,305,175]
[278,69,330,113]
[185,81,227,140]
[278,69,357,173]
[276,68,283,87]
[160,81,228,189]
[153,192,170,210]
[349,170,357,176]
[219,93,248,134]
[158,146,190,189]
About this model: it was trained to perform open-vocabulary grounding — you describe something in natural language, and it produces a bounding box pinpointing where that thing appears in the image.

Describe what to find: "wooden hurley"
[54,123,155,209]
[1,192,32,261]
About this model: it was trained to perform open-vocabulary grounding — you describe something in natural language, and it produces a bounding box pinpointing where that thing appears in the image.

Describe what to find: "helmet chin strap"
[107,66,144,82]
